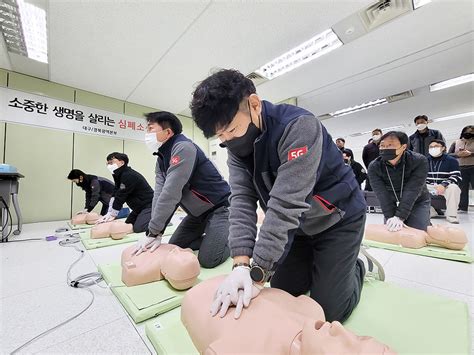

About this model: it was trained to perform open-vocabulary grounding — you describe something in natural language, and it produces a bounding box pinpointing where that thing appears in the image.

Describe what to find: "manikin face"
[298,320,395,354]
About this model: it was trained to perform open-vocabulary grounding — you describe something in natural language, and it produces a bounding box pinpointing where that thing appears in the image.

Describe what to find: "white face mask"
[417,123,428,131]
[372,134,381,142]
[429,147,443,157]
[145,132,163,152]
[107,163,119,174]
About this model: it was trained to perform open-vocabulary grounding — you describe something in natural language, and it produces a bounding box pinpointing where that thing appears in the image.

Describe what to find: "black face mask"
[223,121,260,158]
[380,149,399,161]
[462,133,473,139]
[343,158,350,164]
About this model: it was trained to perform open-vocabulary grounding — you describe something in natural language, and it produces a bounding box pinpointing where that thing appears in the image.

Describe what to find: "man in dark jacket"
[362,129,382,191]
[408,115,445,156]
[342,149,366,188]
[368,131,430,231]
[96,152,154,233]
[189,69,381,323]
[427,139,462,224]
[68,169,115,215]
[134,112,231,268]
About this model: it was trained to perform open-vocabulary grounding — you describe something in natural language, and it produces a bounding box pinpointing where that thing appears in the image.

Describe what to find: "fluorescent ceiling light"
[429,73,474,92]
[330,98,388,117]
[413,0,432,9]
[431,112,474,123]
[0,0,47,63]
[17,0,47,63]
[347,125,405,138]
[255,29,342,80]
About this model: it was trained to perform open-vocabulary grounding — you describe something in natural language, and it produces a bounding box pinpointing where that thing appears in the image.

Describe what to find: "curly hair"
[190,69,256,138]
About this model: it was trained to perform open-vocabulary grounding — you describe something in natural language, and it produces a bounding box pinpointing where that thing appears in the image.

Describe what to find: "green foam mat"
[363,238,473,263]
[79,222,179,250]
[145,280,471,355]
[98,257,233,323]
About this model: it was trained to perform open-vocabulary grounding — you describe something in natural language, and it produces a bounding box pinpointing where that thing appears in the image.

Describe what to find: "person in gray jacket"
[134,112,231,268]
[190,69,379,322]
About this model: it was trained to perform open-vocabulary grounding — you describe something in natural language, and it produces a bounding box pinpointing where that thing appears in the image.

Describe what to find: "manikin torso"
[181,276,395,354]
[90,220,133,240]
[71,212,100,225]
[365,224,467,250]
[121,244,200,289]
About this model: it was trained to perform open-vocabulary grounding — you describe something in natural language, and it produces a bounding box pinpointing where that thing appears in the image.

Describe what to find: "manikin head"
[414,115,429,132]
[298,320,396,354]
[426,224,467,250]
[144,111,182,153]
[105,152,128,174]
[379,131,408,166]
[190,69,262,159]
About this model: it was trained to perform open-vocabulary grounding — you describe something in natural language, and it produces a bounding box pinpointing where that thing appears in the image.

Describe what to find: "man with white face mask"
[408,115,445,156]
[96,152,154,232]
[134,111,231,269]
[426,140,462,223]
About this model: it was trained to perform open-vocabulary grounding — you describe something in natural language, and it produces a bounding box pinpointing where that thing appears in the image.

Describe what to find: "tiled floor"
[1,212,472,354]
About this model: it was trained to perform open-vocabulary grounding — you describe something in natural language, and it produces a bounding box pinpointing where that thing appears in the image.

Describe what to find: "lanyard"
[385,163,405,207]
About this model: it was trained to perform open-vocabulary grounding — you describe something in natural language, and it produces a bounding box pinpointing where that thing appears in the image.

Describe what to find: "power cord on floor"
[9,233,104,354]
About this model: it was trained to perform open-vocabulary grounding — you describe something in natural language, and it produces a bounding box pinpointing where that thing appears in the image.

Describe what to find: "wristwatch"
[250,263,273,283]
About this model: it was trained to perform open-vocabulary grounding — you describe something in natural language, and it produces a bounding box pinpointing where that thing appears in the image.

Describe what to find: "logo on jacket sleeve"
[288,146,308,161]
[171,156,181,165]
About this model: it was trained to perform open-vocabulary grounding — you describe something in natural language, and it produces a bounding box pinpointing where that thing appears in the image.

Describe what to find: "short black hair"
[342,149,353,159]
[336,138,345,143]
[380,131,409,145]
[460,125,474,138]
[430,139,446,148]
[190,69,256,138]
[145,111,182,135]
[372,128,382,134]
[106,152,129,165]
[414,115,428,123]
[67,169,85,180]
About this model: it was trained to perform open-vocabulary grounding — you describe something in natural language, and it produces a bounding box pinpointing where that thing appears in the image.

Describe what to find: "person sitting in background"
[67,169,115,216]
[342,149,366,189]
[362,128,383,191]
[368,131,430,231]
[427,140,462,224]
[448,125,474,213]
[96,152,154,233]
[335,137,353,156]
[408,115,445,156]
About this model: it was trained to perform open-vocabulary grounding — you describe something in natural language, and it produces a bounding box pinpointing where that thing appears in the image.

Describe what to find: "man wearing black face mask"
[368,131,430,232]
[190,69,380,323]
[67,169,115,215]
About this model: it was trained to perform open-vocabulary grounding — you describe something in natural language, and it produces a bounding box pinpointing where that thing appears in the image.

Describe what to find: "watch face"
[250,266,264,282]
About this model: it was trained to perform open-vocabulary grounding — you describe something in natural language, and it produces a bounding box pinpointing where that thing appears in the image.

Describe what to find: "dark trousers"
[169,206,230,268]
[125,206,152,233]
[401,198,431,231]
[364,177,373,191]
[459,165,474,211]
[270,213,366,322]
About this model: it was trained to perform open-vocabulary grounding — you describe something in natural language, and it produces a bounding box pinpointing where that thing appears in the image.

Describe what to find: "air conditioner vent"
[246,72,269,86]
[386,90,414,103]
[359,0,412,31]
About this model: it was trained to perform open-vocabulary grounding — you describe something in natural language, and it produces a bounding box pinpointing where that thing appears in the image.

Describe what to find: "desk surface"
[0,173,24,178]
